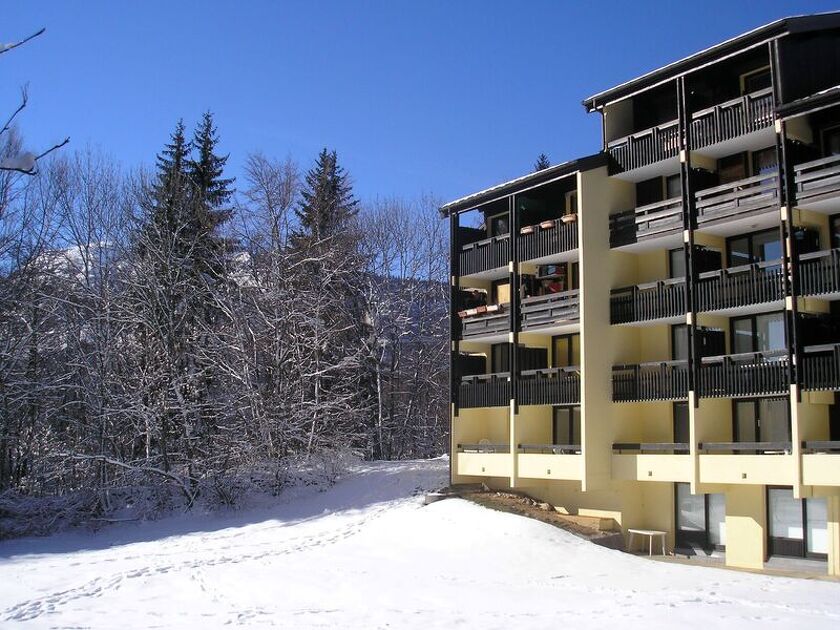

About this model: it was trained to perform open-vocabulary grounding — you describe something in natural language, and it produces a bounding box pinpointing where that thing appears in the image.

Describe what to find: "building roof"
[439,152,607,217]
[582,12,840,111]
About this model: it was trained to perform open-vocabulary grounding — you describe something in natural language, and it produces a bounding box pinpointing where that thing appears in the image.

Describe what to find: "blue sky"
[4,1,838,205]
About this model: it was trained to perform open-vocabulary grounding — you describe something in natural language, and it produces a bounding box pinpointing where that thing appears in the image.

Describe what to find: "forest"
[0,110,449,534]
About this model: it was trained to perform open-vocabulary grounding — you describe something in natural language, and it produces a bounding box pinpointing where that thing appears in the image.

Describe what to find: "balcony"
[459,373,511,409]
[517,366,580,405]
[611,445,692,482]
[695,173,779,232]
[698,350,789,398]
[519,218,578,263]
[609,197,683,249]
[802,442,840,486]
[798,249,840,298]
[456,444,511,478]
[459,234,510,277]
[612,360,688,402]
[801,343,840,392]
[607,119,680,176]
[695,259,784,314]
[699,447,795,485]
[520,290,579,333]
[690,88,774,152]
[794,154,840,214]
[459,304,509,341]
[517,444,582,481]
[610,278,686,324]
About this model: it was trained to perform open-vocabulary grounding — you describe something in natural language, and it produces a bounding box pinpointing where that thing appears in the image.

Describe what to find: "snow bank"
[1,457,838,629]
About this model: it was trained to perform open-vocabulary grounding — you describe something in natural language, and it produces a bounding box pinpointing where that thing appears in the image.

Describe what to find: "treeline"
[0,115,448,522]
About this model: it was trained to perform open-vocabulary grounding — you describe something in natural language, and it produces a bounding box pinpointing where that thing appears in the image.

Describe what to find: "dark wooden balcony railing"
[695,172,779,227]
[457,443,511,454]
[794,154,840,207]
[608,118,680,173]
[518,366,580,405]
[459,373,511,408]
[518,443,581,455]
[690,87,774,149]
[459,234,510,276]
[520,290,579,331]
[801,343,840,392]
[695,259,784,312]
[460,306,510,340]
[610,277,686,324]
[798,249,840,297]
[609,197,683,248]
[612,360,689,402]
[612,442,689,454]
[698,350,789,398]
[700,441,792,454]
[519,218,577,262]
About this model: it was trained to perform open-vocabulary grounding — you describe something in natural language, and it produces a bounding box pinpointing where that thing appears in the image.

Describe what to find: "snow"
[1,458,839,629]
[0,153,36,172]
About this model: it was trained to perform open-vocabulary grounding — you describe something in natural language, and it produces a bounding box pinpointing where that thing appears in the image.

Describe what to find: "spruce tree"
[189,111,235,232]
[293,148,357,246]
[534,153,551,172]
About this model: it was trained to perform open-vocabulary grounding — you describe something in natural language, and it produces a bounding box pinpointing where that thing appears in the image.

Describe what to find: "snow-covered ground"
[1,458,839,629]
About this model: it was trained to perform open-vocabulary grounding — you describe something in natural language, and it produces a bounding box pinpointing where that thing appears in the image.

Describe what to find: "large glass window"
[489,214,509,237]
[752,147,778,177]
[731,312,785,354]
[708,494,726,548]
[672,324,689,361]
[490,343,509,374]
[769,488,804,542]
[727,228,781,266]
[823,127,840,157]
[552,407,581,446]
[673,403,690,445]
[669,248,685,279]
[666,174,682,199]
[734,398,790,443]
[676,483,705,533]
[552,334,580,368]
[807,498,828,555]
[718,153,748,185]
[742,67,771,94]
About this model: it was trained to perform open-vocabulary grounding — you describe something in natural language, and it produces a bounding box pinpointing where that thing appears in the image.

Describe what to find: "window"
[823,126,840,157]
[665,174,682,199]
[726,228,781,266]
[733,398,790,443]
[741,66,771,94]
[490,343,509,374]
[636,177,663,206]
[491,279,510,305]
[669,247,685,279]
[552,334,580,368]
[831,214,840,250]
[731,312,786,354]
[671,324,689,361]
[673,402,690,445]
[565,191,578,215]
[552,406,581,446]
[489,214,509,237]
[752,147,778,177]
[718,153,747,185]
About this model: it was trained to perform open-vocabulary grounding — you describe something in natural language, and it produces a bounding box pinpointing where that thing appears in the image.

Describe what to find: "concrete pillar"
[725,485,766,570]
[828,495,840,577]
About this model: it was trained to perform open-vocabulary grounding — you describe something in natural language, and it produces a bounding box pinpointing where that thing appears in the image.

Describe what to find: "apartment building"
[442,13,840,574]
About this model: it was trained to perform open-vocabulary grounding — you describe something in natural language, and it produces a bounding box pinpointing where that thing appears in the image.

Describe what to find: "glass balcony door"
[675,483,726,553]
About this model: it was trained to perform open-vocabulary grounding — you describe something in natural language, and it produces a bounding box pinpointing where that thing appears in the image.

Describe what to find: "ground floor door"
[675,483,726,552]
[767,487,828,559]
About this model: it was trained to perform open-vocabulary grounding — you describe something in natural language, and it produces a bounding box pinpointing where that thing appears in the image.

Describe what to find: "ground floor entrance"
[767,487,828,560]
[675,483,725,553]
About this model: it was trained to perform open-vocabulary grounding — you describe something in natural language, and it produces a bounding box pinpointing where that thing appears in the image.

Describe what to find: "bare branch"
[0,85,28,138]
[0,27,46,56]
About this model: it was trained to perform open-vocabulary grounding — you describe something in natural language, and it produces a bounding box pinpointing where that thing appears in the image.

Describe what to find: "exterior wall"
[724,485,767,570]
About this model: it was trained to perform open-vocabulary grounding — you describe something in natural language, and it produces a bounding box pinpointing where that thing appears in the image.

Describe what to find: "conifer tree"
[293,148,357,246]
[534,153,551,172]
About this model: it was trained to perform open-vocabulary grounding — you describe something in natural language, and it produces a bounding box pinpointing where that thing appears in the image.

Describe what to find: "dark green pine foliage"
[534,153,551,172]
[293,148,358,247]
[188,112,236,280]
[150,120,191,240]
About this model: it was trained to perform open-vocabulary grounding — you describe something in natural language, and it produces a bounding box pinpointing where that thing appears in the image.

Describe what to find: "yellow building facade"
[443,14,840,575]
